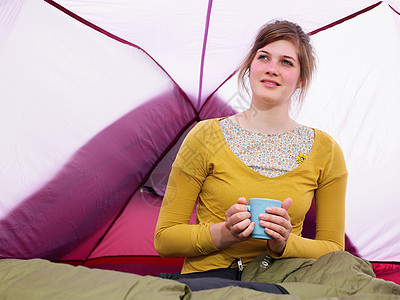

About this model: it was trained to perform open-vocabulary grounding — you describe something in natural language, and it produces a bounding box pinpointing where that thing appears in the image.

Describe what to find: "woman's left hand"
[259,197,293,256]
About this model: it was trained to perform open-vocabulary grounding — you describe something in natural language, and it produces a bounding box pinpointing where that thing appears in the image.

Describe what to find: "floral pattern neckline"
[219,118,315,178]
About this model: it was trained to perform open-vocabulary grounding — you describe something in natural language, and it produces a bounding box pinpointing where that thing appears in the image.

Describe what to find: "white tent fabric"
[297,4,400,260]
[0,0,399,265]
[51,0,395,106]
[0,0,175,214]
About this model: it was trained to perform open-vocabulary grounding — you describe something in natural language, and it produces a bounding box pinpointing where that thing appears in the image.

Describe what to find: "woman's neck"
[229,103,297,135]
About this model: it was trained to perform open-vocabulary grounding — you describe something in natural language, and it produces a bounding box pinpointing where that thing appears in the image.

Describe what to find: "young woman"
[154,20,347,292]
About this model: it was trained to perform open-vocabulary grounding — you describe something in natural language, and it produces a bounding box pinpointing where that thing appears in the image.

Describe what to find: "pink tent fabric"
[1,0,399,283]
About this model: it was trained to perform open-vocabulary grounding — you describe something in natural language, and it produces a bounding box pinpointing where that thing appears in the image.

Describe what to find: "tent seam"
[308,1,383,35]
[200,1,384,112]
[43,0,197,114]
[389,4,400,15]
[197,0,213,110]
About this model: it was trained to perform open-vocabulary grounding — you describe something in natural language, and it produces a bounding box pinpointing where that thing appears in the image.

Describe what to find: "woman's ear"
[297,80,303,89]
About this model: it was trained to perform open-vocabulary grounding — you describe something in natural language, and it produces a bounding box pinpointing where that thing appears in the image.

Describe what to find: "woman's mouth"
[261,79,280,87]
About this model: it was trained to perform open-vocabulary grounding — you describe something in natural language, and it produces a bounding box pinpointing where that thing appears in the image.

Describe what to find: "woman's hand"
[260,197,293,256]
[224,197,255,240]
[209,197,254,249]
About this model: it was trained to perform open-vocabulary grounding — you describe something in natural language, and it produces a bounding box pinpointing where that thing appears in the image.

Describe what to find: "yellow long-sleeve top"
[154,118,348,274]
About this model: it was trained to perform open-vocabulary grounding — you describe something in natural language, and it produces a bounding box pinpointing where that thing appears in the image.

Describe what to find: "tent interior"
[1,0,400,293]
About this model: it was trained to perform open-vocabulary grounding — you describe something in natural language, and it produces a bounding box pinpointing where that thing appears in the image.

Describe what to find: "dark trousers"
[159,267,289,294]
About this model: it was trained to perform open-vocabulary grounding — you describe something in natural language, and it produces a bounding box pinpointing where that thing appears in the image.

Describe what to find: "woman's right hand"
[209,197,254,249]
[224,197,255,241]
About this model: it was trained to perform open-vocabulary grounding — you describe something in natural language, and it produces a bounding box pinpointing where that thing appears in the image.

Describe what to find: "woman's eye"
[258,55,268,60]
[283,60,293,66]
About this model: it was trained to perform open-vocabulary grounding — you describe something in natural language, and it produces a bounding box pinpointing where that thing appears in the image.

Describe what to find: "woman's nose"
[265,61,278,75]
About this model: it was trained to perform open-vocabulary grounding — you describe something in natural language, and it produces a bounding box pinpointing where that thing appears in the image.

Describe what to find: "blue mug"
[246,198,282,240]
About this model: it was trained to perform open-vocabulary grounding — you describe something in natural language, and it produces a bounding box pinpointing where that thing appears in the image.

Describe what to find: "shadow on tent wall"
[0,88,197,262]
[0,90,236,263]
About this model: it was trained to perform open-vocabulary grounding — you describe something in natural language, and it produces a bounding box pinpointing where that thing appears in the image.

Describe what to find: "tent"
[1,0,399,285]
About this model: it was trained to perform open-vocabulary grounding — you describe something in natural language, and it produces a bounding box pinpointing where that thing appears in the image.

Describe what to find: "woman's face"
[249,39,301,109]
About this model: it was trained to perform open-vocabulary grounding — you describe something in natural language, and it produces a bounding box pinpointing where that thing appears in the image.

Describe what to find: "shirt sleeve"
[270,136,348,259]
[154,122,219,257]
